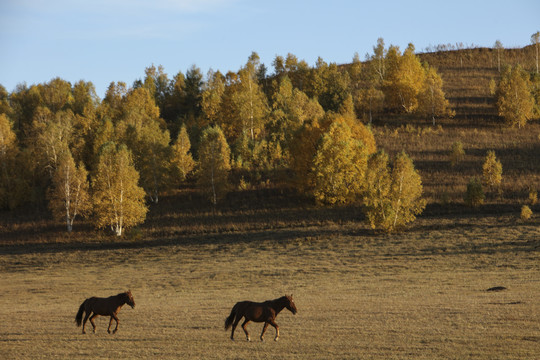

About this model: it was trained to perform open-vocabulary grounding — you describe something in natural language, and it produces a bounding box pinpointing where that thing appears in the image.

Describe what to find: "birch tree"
[48,151,91,232]
[197,126,231,207]
[92,143,147,236]
[532,31,540,74]
[496,65,535,128]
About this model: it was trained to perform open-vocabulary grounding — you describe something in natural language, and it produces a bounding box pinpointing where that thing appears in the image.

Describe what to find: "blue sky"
[1,0,539,98]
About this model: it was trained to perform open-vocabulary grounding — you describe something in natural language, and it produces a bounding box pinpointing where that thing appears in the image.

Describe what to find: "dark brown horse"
[75,290,135,334]
[224,294,297,341]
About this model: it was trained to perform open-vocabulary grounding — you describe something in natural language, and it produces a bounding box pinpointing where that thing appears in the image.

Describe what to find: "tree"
[268,76,324,157]
[494,40,503,72]
[117,87,171,203]
[171,124,195,184]
[36,110,73,177]
[482,150,502,192]
[363,151,425,232]
[311,121,369,205]
[197,126,231,207]
[418,64,453,125]
[201,69,226,127]
[464,177,484,207]
[48,152,91,232]
[496,65,535,128]
[0,114,28,209]
[92,143,147,236]
[532,31,540,74]
[383,44,425,113]
[233,54,270,141]
[290,114,376,194]
[449,141,465,167]
[371,38,386,83]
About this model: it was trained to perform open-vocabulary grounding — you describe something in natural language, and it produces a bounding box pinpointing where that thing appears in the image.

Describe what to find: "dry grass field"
[1,212,539,359]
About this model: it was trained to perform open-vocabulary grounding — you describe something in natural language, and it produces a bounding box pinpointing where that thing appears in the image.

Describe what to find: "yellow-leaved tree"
[496,65,535,128]
[197,126,231,207]
[0,114,29,209]
[363,151,425,232]
[48,151,91,232]
[312,120,369,205]
[290,113,376,195]
[92,143,147,236]
[482,150,503,192]
[383,44,425,113]
[171,124,195,184]
[418,64,454,125]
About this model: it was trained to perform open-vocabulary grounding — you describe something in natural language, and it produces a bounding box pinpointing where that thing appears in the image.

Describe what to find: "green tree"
[197,126,231,207]
[312,121,369,205]
[48,152,91,232]
[92,143,147,236]
[496,65,535,128]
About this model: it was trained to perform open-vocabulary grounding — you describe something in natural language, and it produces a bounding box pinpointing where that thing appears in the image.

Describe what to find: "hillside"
[1,46,539,244]
[419,45,537,122]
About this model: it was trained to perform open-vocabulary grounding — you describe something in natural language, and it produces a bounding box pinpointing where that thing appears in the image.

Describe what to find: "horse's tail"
[75,299,86,327]
[224,303,239,330]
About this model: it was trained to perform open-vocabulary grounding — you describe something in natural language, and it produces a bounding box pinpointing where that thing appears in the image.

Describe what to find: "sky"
[1,0,539,98]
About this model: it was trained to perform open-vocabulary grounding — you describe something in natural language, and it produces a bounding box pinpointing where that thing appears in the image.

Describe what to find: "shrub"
[521,205,533,221]
[449,141,465,167]
[528,189,538,206]
[464,177,484,207]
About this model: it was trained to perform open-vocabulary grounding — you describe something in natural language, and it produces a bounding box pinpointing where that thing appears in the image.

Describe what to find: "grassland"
[1,45,540,359]
[1,212,539,359]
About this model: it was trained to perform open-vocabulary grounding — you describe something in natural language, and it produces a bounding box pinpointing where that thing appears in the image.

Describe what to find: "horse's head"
[125,290,135,309]
[285,294,297,315]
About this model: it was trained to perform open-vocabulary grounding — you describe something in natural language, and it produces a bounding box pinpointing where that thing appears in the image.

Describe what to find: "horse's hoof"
[107,330,111,334]
[246,337,251,342]
[274,338,279,342]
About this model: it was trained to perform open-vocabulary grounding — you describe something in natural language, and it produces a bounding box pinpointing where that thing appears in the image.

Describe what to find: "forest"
[1,36,540,239]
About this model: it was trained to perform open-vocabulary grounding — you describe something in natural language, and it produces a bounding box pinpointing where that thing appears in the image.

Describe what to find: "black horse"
[75,290,135,334]
[224,295,297,341]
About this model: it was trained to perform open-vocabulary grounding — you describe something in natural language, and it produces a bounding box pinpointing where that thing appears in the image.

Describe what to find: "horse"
[224,294,297,341]
[75,290,135,334]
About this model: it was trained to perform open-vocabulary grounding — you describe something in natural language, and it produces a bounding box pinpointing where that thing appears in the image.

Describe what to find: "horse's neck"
[269,298,287,313]
[113,294,127,307]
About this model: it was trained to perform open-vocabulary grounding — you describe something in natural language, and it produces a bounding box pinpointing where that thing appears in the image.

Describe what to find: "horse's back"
[85,296,116,315]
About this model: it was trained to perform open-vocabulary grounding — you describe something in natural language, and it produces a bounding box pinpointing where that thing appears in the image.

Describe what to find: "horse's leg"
[89,314,98,333]
[230,316,241,340]
[268,319,280,341]
[82,312,91,334]
[260,322,269,341]
[112,314,120,334]
[107,316,114,334]
[241,319,251,341]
